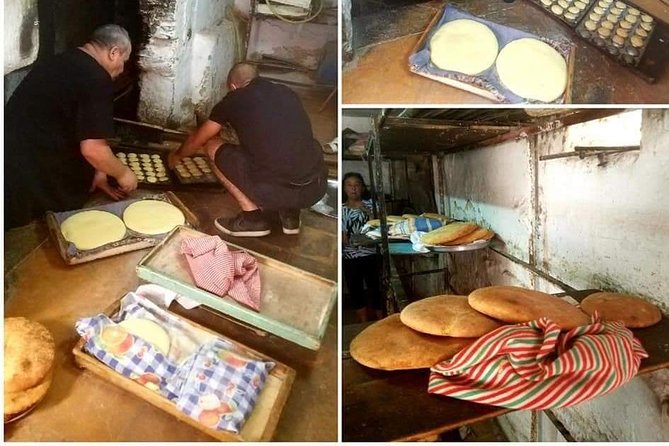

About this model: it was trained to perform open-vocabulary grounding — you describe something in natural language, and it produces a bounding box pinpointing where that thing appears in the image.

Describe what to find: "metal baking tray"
[408,4,575,104]
[136,226,337,350]
[426,238,492,253]
[46,192,199,265]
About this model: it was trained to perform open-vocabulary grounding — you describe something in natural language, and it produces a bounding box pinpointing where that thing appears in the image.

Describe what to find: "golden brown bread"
[442,227,495,246]
[468,286,590,330]
[400,295,503,337]
[4,317,56,393]
[581,292,662,328]
[421,222,478,245]
[4,372,53,423]
[350,314,474,370]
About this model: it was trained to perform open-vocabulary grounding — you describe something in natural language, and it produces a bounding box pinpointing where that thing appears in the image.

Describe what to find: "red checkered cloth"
[181,236,261,311]
[428,315,648,409]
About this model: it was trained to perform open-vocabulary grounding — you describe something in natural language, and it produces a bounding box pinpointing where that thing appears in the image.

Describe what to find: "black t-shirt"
[209,78,322,183]
[5,49,115,228]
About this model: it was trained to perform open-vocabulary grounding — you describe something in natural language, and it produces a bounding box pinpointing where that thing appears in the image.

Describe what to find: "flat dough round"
[122,200,185,235]
[581,292,662,328]
[429,19,499,75]
[61,210,126,250]
[469,286,590,330]
[4,318,55,393]
[496,38,567,102]
[350,314,474,370]
[118,318,171,355]
[400,295,503,337]
[4,373,53,423]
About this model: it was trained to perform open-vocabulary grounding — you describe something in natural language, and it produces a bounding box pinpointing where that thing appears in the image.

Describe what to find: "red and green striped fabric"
[428,316,648,409]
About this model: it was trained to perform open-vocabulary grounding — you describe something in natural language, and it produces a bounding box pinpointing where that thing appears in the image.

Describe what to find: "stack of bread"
[349,286,662,371]
[420,221,495,246]
[4,317,56,423]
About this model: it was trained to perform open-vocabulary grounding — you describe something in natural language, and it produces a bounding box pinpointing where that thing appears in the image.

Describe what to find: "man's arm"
[168,120,223,169]
[80,139,137,193]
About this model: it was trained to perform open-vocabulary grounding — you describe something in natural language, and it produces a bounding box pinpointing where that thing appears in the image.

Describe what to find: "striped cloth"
[389,217,443,236]
[181,236,261,311]
[428,316,648,409]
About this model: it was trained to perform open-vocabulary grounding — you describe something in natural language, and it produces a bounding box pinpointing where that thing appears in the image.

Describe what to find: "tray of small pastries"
[524,0,668,82]
[45,192,199,265]
[112,147,220,189]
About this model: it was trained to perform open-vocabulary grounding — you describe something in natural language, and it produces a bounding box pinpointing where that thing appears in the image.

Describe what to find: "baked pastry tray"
[72,296,296,441]
[408,4,576,104]
[135,226,337,350]
[46,192,199,265]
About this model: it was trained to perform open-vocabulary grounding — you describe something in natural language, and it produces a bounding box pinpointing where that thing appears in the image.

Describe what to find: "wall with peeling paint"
[440,109,669,441]
[138,0,238,128]
[4,0,39,75]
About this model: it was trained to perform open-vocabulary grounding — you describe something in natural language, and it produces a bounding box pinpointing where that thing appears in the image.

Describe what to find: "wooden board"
[72,297,296,442]
[46,192,199,265]
[409,6,576,104]
[136,226,338,350]
[343,289,669,442]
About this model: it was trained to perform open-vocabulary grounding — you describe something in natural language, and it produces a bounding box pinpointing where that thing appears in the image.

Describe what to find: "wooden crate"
[47,192,199,265]
[72,298,296,442]
[136,226,338,350]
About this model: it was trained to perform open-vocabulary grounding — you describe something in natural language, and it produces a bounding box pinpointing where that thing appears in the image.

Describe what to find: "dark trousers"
[343,255,383,311]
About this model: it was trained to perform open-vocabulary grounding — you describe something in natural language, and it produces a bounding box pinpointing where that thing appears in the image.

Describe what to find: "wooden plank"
[343,289,669,442]
[136,226,338,350]
[72,298,296,442]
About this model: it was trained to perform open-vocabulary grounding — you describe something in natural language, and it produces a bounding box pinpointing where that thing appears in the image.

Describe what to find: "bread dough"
[429,19,499,75]
[496,38,567,102]
[61,210,126,250]
[122,200,185,235]
[118,318,171,355]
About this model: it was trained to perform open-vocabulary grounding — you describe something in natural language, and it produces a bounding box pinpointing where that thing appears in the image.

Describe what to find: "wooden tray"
[136,226,337,350]
[72,298,296,442]
[47,192,199,265]
[409,5,575,104]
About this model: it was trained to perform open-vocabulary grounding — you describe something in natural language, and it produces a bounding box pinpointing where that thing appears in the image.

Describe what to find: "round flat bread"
[122,200,185,235]
[468,286,590,330]
[4,318,55,393]
[400,295,503,337]
[61,210,126,250]
[118,318,171,355]
[4,372,52,423]
[350,314,474,370]
[581,292,662,328]
[496,38,567,102]
[430,19,499,75]
[443,227,494,246]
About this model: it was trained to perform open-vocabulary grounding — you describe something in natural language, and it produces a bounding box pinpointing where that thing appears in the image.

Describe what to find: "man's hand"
[167,150,182,170]
[116,167,138,193]
[90,170,125,200]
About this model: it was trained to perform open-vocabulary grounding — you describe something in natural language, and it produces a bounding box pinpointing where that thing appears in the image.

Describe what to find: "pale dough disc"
[496,38,567,102]
[122,200,185,235]
[429,19,499,75]
[118,319,171,355]
[60,210,126,250]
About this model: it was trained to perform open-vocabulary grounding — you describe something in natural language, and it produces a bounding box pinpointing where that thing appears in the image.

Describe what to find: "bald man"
[5,24,137,230]
[168,62,326,237]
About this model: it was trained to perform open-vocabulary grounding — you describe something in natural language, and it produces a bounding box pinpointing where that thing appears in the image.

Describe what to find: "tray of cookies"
[524,0,667,82]
[46,192,199,265]
[113,147,221,189]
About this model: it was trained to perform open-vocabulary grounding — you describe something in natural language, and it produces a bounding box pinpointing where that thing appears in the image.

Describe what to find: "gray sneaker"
[279,209,301,235]
[214,212,271,237]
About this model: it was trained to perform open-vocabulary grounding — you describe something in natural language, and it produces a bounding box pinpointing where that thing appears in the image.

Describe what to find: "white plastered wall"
[138,0,238,129]
[442,109,669,441]
[4,0,39,75]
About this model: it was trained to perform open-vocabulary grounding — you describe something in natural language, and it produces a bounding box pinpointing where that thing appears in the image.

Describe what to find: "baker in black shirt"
[4,24,138,230]
[168,62,326,237]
